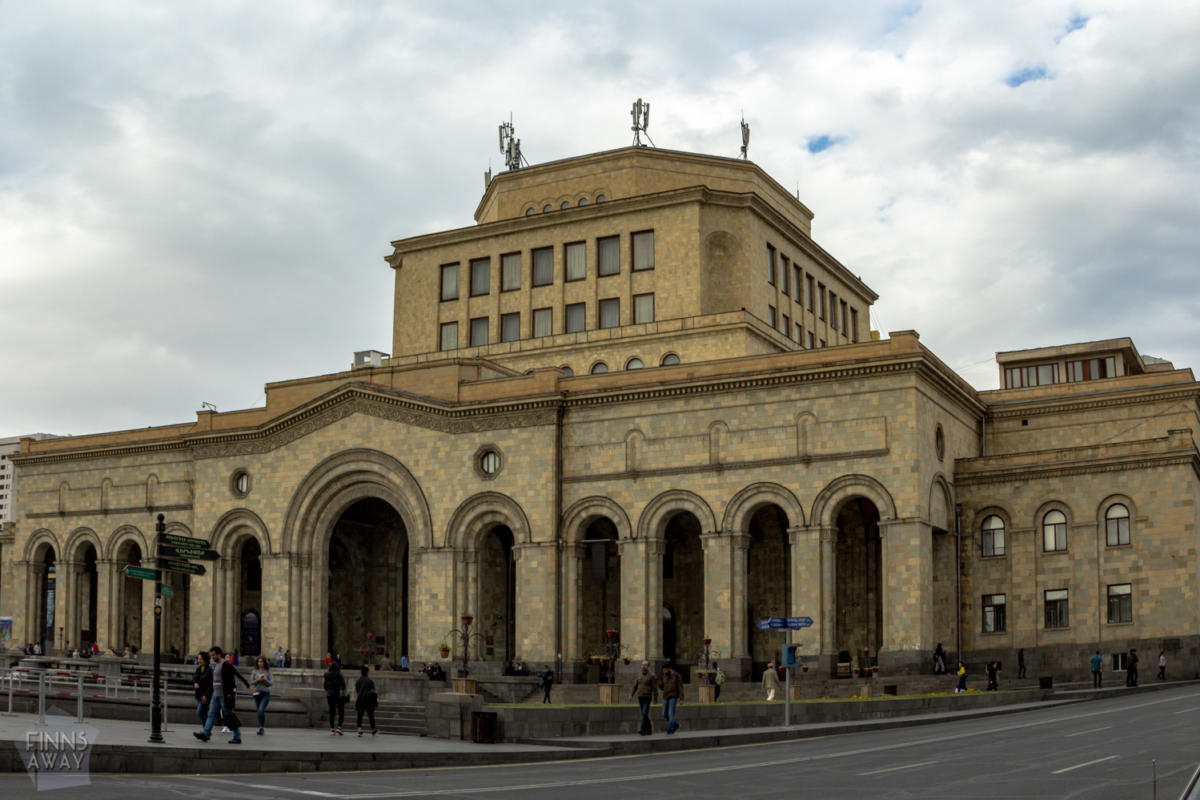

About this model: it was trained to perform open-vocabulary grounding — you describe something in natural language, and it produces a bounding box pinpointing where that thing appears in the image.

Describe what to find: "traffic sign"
[157,532,211,550]
[756,616,814,631]
[124,566,158,581]
[157,558,206,576]
[158,544,220,561]
[160,586,174,599]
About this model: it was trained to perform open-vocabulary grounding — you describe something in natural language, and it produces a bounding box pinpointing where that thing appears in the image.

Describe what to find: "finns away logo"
[17,708,98,791]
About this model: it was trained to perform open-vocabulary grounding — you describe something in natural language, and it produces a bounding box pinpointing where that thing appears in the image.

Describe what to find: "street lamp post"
[446,614,484,677]
[149,514,165,743]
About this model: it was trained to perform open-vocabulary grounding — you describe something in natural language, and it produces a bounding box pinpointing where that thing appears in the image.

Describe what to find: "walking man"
[539,664,554,704]
[1017,648,1026,679]
[711,661,725,702]
[661,664,684,735]
[1090,650,1103,688]
[628,661,658,735]
[763,661,781,701]
[196,646,249,743]
[192,651,212,725]
[985,660,1000,691]
[1158,650,1166,681]
[1126,648,1139,686]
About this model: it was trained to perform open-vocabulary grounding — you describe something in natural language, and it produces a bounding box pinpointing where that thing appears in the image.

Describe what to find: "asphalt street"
[4,686,1199,799]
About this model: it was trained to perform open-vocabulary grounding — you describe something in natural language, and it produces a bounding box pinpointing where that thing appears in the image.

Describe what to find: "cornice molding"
[986,385,1200,419]
[955,450,1200,487]
[27,503,193,520]
[564,447,890,484]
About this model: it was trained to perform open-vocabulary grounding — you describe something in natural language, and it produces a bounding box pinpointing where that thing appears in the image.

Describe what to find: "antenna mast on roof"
[739,114,750,159]
[631,98,654,147]
[499,114,528,171]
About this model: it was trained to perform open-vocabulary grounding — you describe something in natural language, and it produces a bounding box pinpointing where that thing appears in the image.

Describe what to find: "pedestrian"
[324,661,347,735]
[192,651,212,726]
[955,661,967,693]
[273,645,284,668]
[628,660,659,735]
[1017,648,1026,679]
[1090,650,1103,688]
[763,661,781,701]
[195,646,249,744]
[354,665,378,736]
[400,654,410,672]
[325,651,334,667]
[539,664,554,704]
[986,660,999,691]
[1126,648,1139,686]
[251,655,272,736]
[1158,650,1166,681]
[711,661,725,702]
[661,664,684,734]
[933,643,946,675]
[284,649,292,669]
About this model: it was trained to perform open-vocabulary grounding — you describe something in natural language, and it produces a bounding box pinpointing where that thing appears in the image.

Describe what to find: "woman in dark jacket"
[192,651,213,725]
[323,662,346,735]
[355,665,379,736]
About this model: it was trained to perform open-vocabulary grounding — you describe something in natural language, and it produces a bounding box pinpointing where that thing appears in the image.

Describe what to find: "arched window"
[560,201,570,210]
[625,357,644,370]
[577,198,587,206]
[560,365,573,377]
[543,204,552,213]
[1105,504,1130,546]
[1042,509,1067,552]
[525,208,535,216]
[660,353,680,366]
[982,515,1005,557]
[590,362,609,375]
[596,194,606,203]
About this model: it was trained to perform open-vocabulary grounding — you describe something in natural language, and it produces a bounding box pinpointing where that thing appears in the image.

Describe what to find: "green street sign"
[157,532,211,550]
[160,586,174,599]
[124,566,158,581]
[158,544,220,561]
[157,558,206,577]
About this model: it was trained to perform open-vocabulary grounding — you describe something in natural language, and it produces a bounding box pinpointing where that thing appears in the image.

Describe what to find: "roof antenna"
[499,114,527,171]
[739,113,750,159]
[631,98,654,147]
[484,162,492,190]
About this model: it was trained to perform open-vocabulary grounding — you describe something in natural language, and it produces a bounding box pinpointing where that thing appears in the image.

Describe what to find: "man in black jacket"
[195,646,250,744]
[192,651,213,725]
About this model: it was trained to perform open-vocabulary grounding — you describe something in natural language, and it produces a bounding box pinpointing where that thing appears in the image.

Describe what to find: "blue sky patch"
[1065,13,1089,34]
[1006,66,1049,87]
[807,135,842,154]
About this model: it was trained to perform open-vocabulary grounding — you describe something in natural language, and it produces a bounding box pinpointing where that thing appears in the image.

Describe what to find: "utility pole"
[149,513,165,743]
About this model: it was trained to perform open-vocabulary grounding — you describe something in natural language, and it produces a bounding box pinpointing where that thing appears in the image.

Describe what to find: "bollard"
[76,674,84,723]
[37,672,46,726]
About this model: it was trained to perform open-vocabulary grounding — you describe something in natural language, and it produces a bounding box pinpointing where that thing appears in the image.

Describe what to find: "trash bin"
[471,711,498,744]
[884,684,898,696]
[1039,676,1053,689]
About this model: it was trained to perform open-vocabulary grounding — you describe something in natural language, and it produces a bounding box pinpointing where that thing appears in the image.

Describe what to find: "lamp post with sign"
[149,514,165,743]
[756,616,813,727]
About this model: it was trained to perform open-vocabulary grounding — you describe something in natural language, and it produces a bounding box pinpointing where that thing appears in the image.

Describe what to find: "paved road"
[5,686,1199,799]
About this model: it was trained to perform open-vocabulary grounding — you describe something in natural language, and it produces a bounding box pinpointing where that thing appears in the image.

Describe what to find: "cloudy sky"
[3,0,1198,437]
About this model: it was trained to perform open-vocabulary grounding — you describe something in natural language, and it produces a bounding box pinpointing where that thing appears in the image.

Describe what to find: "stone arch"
[24,528,61,562]
[211,508,272,556]
[282,448,433,555]
[444,492,532,551]
[1096,493,1137,525]
[1033,499,1075,530]
[105,525,148,562]
[563,496,633,542]
[721,482,805,533]
[927,473,954,531]
[810,474,898,529]
[63,527,102,562]
[637,490,719,540]
[972,505,1014,533]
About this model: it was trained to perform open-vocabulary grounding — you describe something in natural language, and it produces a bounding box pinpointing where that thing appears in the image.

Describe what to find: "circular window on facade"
[231,470,251,498]
[590,362,609,374]
[625,357,644,370]
[475,446,503,480]
[935,424,946,462]
[660,353,681,366]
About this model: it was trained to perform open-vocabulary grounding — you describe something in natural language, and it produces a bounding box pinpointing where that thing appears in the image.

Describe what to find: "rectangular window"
[1044,589,1069,629]
[793,265,802,302]
[818,283,826,320]
[1112,652,1128,671]
[782,314,790,337]
[850,308,859,342]
[807,332,815,349]
[439,322,458,351]
[532,247,554,286]
[1005,363,1061,389]
[566,302,586,333]
[982,594,1007,633]
[565,242,586,281]
[806,275,815,312]
[533,307,553,338]
[1066,357,1118,382]
[632,230,654,271]
[840,301,848,336]
[597,236,620,276]
[1107,584,1132,623]
[780,255,790,295]
[634,293,654,324]
[501,253,522,291]
[501,312,520,342]
[470,317,489,347]
[983,527,1005,558]
[794,321,803,343]
[767,245,776,285]
[440,263,459,301]
[599,298,620,329]
[470,257,490,296]
[829,291,838,330]
[768,305,776,329]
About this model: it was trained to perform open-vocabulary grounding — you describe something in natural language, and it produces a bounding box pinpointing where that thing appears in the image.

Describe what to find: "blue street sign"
[756,616,814,631]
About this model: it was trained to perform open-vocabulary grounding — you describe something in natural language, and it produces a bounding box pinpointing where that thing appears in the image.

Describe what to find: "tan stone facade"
[2,148,1197,680]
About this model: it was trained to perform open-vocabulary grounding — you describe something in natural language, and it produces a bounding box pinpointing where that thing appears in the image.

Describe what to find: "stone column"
[138,558,156,656]
[513,541,557,664]
[411,547,455,661]
[58,560,79,654]
[17,560,35,646]
[618,538,660,662]
[788,526,825,669]
[259,553,289,662]
[818,527,837,658]
[878,519,934,673]
[700,532,731,659]
[223,556,240,651]
[562,543,585,663]
[729,533,750,659]
[95,559,117,652]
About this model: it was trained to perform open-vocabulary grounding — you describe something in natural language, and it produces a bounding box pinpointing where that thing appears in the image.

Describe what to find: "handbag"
[224,711,242,731]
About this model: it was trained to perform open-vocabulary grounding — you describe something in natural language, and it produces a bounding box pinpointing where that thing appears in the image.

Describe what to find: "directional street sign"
[124,566,158,581]
[756,616,815,631]
[157,558,206,577]
[160,586,174,599]
[158,544,220,561]
[157,532,211,550]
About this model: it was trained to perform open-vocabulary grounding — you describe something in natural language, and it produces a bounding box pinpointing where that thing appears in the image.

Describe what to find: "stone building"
[2,146,1197,679]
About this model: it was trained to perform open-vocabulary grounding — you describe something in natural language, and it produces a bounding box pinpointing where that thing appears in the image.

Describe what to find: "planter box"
[598,684,621,705]
[452,678,477,695]
[859,684,873,698]
[697,685,716,704]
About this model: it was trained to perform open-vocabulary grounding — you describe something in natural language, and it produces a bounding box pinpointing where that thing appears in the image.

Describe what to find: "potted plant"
[623,657,631,665]
[437,641,450,658]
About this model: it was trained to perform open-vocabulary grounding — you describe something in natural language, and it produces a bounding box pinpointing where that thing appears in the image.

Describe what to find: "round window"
[935,424,946,462]
[231,470,251,497]
[578,198,587,206]
[560,365,574,377]
[479,450,501,476]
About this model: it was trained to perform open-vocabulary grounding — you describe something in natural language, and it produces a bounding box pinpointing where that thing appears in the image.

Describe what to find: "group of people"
[935,643,1171,692]
[1089,648,1167,687]
[191,646,269,745]
[628,661,685,735]
[269,645,292,668]
[322,661,379,736]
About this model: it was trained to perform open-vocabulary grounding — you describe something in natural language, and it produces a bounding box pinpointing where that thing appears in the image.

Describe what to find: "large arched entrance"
[580,517,620,660]
[746,504,791,670]
[71,544,99,651]
[238,538,262,658]
[661,511,703,672]
[33,544,57,653]
[115,540,143,653]
[477,525,515,663]
[835,497,882,663]
[326,498,408,667]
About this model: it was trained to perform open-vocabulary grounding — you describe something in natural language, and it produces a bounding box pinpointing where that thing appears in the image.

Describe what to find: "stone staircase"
[372,702,426,736]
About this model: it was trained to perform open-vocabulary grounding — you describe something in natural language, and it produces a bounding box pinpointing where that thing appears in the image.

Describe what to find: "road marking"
[1051,755,1119,774]
[1172,707,1200,715]
[858,759,937,776]
[193,777,339,796]
[1064,725,1111,737]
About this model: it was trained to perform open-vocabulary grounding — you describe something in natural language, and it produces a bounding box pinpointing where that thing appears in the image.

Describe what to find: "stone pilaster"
[411,547,454,661]
[729,533,750,659]
[700,532,731,658]
[95,559,116,652]
[513,541,557,663]
[562,543,585,661]
[259,553,289,659]
[878,519,934,672]
[59,559,79,653]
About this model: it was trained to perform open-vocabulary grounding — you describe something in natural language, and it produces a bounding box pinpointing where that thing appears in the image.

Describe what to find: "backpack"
[714,669,725,686]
